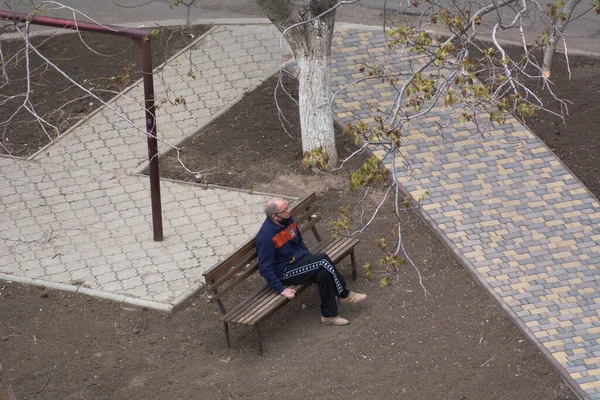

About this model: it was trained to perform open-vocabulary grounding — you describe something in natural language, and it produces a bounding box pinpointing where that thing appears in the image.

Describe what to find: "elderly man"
[255,197,367,326]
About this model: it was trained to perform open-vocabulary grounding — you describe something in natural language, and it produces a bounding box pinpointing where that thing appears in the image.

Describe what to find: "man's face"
[273,201,290,222]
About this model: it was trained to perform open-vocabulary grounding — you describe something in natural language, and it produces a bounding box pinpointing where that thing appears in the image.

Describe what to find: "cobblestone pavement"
[330,26,600,399]
[0,156,269,309]
[1,22,599,398]
[0,25,289,310]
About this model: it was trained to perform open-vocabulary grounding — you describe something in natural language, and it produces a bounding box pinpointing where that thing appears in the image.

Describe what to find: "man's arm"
[256,234,286,294]
[295,224,310,253]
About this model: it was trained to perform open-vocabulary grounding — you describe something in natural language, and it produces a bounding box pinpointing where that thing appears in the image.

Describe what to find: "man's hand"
[281,288,296,299]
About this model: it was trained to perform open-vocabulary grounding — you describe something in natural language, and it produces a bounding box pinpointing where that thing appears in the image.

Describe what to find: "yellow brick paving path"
[331,26,600,399]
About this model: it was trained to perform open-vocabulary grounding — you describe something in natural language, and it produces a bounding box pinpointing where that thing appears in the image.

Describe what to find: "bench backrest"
[202,192,322,307]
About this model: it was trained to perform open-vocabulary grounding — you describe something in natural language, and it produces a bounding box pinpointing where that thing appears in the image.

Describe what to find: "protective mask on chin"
[278,217,290,226]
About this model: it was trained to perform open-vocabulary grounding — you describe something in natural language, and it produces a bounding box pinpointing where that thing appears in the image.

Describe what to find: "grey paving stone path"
[0,24,289,310]
[0,156,269,309]
[1,22,599,398]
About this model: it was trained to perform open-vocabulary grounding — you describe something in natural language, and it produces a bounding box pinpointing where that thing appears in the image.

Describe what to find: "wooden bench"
[202,192,359,355]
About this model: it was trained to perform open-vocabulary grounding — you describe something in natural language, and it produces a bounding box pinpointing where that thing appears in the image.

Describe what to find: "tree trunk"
[296,12,337,166]
[256,0,339,166]
[542,0,581,78]
[0,360,17,400]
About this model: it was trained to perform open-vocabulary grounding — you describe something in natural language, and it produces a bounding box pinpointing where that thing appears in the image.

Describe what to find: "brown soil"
[0,25,209,158]
[523,53,600,195]
[2,27,598,400]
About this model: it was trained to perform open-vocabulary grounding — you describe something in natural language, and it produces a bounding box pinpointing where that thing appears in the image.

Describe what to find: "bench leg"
[311,225,322,242]
[210,278,227,315]
[217,299,227,315]
[223,321,230,349]
[350,249,357,281]
[256,324,264,356]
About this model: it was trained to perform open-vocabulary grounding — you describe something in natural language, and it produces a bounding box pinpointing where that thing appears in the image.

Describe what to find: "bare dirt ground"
[2,27,598,399]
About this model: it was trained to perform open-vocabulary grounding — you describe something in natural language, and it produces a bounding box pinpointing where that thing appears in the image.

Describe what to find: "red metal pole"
[0,9,164,241]
[141,39,164,241]
[0,10,149,39]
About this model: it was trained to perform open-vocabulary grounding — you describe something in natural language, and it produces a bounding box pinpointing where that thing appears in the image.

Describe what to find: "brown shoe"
[321,316,349,326]
[339,291,367,304]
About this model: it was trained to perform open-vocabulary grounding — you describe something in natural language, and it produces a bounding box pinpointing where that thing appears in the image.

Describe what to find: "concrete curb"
[5,16,598,58]
[122,295,173,312]
[30,278,78,293]
[336,21,600,59]
[78,287,128,304]
[0,273,175,312]
[170,282,205,312]
[152,175,298,201]
[0,273,32,286]
[0,18,272,40]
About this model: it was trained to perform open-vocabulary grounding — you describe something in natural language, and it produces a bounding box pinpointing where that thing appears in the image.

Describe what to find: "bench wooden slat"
[309,236,334,254]
[208,261,259,303]
[206,248,257,295]
[203,193,318,295]
[289,193,317,217]
[236,289,293,325]
[223,238,335,323]
[293,204,320,224]
[318,236,358,264]
[246,282,311,325]
[222,236,358,326]
[240,282,311,325]
[229,282,309,325]
[225,282,308,325]
[223,285,274,323]
[204,239,255,282]
[324,237,349,258]
[326,237,359,262]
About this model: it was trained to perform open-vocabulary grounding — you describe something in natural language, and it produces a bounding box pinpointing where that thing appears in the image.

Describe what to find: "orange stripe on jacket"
[272,222,298,248]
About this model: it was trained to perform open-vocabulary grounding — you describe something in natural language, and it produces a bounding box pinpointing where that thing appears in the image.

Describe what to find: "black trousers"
[280,253,349,318]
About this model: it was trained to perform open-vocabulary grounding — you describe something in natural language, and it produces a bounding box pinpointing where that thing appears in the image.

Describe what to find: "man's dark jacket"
[255,217,310,293]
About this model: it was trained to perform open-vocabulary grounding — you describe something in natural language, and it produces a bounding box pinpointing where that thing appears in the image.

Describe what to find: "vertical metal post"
[140,38,163,241]
[0,10,165,242]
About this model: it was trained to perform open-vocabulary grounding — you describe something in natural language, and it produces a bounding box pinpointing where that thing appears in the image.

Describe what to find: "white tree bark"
[296,16,337,165]
[256,0,339,166]
[542,0,582,78]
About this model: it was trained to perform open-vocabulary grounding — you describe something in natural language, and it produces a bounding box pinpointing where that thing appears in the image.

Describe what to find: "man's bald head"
[265,197,288,219]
